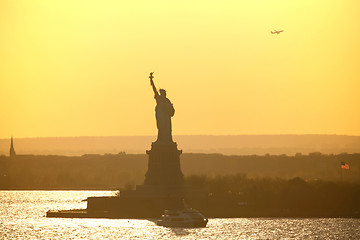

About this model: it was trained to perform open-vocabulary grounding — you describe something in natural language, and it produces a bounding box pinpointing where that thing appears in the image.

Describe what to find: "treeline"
[0,153,147,190]
[185,174,360,217]
[181,152,359,182]
[0,152,359,189]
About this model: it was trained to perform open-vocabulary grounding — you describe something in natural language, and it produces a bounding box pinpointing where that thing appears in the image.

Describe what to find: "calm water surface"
[0,191,359,239]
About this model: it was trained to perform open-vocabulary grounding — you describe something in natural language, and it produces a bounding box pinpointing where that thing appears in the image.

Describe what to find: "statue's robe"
[155,94,175,143]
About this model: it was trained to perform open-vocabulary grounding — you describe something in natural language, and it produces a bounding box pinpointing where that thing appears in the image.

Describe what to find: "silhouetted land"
[185,175,360,217]
[0,152,359,189]
[3,153,359,217]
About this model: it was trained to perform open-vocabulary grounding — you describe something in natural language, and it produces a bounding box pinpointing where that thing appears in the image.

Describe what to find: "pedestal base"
[144,142,184,186]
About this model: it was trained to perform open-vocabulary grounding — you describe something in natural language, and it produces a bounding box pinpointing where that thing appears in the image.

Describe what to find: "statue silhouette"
[149,72,175,143]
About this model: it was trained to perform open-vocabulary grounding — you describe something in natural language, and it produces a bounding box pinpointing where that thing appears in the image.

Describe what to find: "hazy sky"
[1,0,359,138]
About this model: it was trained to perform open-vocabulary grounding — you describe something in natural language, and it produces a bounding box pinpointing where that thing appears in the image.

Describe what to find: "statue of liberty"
[149,72,175,143]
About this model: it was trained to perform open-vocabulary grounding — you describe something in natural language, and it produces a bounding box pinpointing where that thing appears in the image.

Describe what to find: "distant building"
[9,136,16,158]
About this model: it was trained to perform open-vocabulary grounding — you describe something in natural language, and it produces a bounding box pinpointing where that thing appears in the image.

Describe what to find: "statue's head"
[159,89,166,97]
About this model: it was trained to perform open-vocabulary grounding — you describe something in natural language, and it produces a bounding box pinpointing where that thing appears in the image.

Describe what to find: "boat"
[156,208,208,228]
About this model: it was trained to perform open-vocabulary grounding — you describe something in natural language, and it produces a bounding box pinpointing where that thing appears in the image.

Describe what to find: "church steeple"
[10,136,16,158]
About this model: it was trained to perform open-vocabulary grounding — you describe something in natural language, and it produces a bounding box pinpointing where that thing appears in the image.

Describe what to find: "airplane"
[271,30,284,34]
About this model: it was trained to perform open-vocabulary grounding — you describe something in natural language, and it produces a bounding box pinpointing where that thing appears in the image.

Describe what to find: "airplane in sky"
[271,30,284,34]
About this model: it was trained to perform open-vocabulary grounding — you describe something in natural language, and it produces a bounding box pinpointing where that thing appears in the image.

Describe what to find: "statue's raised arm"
[148,72,174,143]
[149,72,159,97]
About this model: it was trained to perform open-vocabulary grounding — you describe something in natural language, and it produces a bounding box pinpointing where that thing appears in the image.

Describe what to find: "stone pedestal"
[144,142,184,186]
[83,140,190,216]
[120,141,186,198]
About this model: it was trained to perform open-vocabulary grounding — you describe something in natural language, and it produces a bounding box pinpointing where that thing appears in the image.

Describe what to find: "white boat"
[156,208,208,228]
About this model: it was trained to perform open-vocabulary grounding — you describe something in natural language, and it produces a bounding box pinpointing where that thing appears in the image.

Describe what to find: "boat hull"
[157,219,208,228]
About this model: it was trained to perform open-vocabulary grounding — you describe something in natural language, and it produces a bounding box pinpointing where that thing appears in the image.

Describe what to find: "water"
[1,191,359,239]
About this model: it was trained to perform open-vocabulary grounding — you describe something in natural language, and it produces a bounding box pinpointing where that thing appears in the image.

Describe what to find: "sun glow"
[1,0,359,138]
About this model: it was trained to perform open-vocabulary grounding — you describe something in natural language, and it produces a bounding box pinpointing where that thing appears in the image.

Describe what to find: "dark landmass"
[5,151,356,218]
[1,134,359,156]
[46,173,360,219]
[48,175,360,218]
[184,174,360,218]
[0,152,359,190]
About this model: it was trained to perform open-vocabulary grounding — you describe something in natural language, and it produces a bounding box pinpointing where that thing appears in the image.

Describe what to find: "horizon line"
[1,133,360,140]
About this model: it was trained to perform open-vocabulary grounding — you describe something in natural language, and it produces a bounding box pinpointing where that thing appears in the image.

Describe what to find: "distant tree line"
[0,152,359,190]
[185,174,360,217]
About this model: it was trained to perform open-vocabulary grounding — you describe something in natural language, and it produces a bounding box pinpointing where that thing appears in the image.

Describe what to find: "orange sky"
[1,0,359,138]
